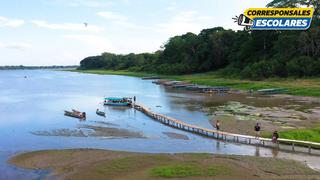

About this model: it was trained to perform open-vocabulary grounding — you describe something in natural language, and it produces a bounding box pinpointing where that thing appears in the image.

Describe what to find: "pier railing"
[132,103,320,155]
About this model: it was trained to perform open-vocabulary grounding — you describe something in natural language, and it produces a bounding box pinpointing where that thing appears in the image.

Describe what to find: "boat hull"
[64,111,85,119]
[104,102,131,106]
[96,112,106,117]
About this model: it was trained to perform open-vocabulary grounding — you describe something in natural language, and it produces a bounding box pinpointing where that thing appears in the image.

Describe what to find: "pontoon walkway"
[132,103,320,155]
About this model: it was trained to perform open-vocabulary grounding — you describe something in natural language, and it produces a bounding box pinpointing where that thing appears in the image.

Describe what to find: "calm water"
[0,70,319,179]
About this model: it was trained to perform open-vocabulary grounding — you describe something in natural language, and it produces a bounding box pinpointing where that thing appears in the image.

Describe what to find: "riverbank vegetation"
[278,127,320,143]
[10,149,319,180]
[78,1,319,80]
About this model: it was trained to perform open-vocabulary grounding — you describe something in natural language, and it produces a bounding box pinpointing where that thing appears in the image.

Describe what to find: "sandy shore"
[163,132,189,140]
[32,124,144,139]
[9,149,320,180]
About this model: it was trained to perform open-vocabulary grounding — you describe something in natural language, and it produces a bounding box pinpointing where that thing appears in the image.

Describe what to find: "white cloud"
[97,11,128,22]
[30,20,104,33]
[0,41,31,50]
[0,16,25,28]
[155,11,214,36]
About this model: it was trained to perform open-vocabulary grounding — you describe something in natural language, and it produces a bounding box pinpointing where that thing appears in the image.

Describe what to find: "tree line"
[79,0,320,80]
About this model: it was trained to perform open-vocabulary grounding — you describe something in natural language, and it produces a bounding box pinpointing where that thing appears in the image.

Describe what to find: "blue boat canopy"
[105,97,125,101]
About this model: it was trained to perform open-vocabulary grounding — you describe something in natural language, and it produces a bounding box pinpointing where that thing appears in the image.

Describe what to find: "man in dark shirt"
[254,123,261,138]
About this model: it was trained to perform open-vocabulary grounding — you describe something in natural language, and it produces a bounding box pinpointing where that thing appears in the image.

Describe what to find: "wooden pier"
[132,103,320,155]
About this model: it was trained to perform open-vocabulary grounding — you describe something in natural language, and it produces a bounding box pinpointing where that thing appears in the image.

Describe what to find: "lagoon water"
[0,70,319,179]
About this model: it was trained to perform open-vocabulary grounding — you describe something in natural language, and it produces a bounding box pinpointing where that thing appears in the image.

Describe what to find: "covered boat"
[104,97,132,106]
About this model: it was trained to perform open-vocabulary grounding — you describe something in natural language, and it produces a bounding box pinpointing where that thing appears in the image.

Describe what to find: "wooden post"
[308,146,311,154]
[249,138,251,144]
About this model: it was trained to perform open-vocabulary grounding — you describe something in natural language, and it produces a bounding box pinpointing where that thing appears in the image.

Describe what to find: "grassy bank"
[71,70,320,97]
[279,128,320,143]
[9,149,319,180]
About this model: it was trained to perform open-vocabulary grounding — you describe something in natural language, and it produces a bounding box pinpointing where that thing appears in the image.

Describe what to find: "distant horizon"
[0,65,79,67]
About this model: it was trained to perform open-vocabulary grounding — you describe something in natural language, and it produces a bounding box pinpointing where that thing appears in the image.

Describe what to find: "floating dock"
[132,103,320,155]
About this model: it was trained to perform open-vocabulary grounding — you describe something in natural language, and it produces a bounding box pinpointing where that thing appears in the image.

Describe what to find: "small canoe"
[72,109,82,114]
[96,110,106,117]
[64,110,86,119]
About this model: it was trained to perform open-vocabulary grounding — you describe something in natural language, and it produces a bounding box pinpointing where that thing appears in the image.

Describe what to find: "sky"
[0,0,270,66]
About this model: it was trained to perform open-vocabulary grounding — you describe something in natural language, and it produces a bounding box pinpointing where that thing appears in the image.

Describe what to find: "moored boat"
[104,97,132,106]
[96,109,106,117]
[142,76,162,80]
[64,109,86,119]
[257,88,286,95]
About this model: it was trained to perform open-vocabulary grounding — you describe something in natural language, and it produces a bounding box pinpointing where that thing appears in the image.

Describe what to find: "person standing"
[215,120,220,131]
[254,123,261,138]
[272,131,279,143]
[133,96,136,103]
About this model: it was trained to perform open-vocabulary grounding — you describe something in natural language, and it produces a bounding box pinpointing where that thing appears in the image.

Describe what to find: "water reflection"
[255,146,260,157]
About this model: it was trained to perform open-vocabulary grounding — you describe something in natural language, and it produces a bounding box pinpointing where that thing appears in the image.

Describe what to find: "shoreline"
[70,69,320,98]
[9,149,320,180]
[69,69,320,143]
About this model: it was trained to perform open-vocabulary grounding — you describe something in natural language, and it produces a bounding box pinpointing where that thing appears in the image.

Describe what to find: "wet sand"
[9,149,320,180]
[32,125,144,139]
[163,132,189,140]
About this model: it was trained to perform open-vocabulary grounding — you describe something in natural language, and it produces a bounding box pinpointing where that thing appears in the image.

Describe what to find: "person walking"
[272,131,279,143]
[254,123,261,138]
[215,120,220,131]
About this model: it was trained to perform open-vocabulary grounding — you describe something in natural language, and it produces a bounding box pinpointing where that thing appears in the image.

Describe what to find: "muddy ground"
[172,92,320,136]
[163,132,189,140]
[32,124,144,139]
[9,149,320,180]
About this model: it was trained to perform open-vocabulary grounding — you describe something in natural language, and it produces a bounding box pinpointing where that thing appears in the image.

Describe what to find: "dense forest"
[79,0,320,80]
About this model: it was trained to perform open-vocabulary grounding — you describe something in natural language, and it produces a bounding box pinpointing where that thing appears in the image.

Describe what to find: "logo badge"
[233,8,314,30]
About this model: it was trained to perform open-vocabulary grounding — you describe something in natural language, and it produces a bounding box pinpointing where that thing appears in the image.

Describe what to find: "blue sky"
[0,0,270,65]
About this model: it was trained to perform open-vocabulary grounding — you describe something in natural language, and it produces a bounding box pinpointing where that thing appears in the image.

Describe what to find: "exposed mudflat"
[199,97,320,135]
[31,124,144,139]
[9,149,320,180]
[163,132,189,140]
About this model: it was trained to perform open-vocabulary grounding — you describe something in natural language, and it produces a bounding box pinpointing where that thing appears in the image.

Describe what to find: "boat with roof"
[104,97,132,106]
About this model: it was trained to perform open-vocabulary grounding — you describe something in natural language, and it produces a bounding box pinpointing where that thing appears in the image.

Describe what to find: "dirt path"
[9,149,320,180]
